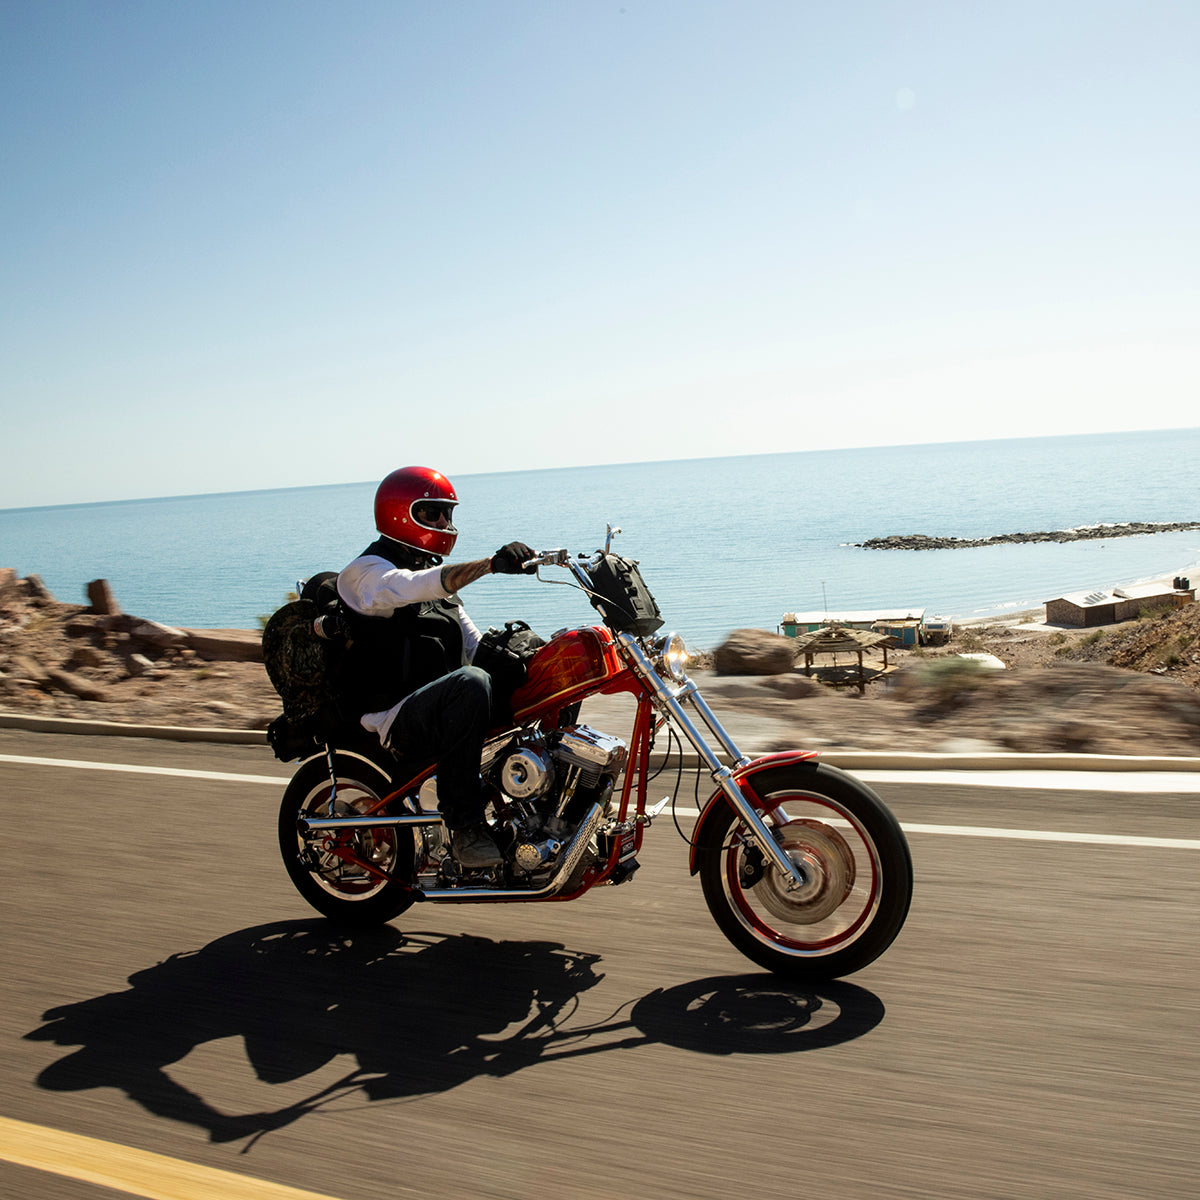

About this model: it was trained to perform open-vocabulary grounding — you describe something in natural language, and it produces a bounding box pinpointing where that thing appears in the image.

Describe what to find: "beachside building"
[1044,581,1195,627]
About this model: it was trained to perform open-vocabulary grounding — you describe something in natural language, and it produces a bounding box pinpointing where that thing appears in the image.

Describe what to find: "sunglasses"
[413,501,456,525]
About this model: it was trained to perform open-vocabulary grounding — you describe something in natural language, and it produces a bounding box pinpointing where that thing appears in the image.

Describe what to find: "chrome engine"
[480,724,627,881]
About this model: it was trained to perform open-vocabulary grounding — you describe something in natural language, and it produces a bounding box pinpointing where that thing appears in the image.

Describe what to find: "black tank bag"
[473,619,547,722]
[585,554,664,636]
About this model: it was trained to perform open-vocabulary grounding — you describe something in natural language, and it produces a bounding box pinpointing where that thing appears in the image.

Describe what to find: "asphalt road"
[2,728,1198,1200]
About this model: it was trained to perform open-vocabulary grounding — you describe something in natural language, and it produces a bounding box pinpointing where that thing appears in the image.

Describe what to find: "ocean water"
[3,429,1199,649]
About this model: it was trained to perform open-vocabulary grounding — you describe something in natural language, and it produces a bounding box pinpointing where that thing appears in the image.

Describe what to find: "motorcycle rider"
[331,466,536,870]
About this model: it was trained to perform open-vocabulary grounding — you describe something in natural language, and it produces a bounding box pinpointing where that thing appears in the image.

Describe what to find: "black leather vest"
[335,539,466,716]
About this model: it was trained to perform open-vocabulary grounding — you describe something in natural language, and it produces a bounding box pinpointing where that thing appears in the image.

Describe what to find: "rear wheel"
[697,762,912,980]
[278,754,418,927]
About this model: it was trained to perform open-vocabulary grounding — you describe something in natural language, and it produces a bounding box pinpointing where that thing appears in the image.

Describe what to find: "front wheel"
[278,753,418,927]
[697,762,912,980]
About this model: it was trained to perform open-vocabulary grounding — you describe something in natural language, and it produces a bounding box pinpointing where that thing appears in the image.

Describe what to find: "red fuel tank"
[511,625,628,721]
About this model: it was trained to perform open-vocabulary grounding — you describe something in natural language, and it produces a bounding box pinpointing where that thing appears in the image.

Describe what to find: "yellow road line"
[0,1115,344,1200]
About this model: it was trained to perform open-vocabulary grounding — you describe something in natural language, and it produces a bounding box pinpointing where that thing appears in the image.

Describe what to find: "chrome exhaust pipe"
[420,802,604,902]
[298,811,440,833]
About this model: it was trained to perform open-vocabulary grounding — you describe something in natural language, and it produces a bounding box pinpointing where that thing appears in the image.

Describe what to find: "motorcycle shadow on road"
[23,919,884,1147]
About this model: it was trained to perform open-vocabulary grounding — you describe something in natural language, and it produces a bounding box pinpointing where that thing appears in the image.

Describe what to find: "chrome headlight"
[656,632,690,683]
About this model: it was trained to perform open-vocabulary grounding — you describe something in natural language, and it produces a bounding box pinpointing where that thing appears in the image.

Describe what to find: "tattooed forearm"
[440,558,493,594]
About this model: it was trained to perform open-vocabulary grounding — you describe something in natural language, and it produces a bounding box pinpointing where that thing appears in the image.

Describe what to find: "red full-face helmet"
[373,466,459,557]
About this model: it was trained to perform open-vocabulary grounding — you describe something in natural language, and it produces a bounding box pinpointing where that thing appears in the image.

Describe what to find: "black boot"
[450,822,502,869]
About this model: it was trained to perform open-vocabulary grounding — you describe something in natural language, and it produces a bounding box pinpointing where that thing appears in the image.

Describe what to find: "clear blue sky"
[3,1,1198,508]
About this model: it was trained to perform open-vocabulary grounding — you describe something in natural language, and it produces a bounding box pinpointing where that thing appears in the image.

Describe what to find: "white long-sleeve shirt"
[337,554,482,743]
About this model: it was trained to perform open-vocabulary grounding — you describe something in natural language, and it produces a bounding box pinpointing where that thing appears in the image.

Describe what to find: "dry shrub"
[904,657,991,711]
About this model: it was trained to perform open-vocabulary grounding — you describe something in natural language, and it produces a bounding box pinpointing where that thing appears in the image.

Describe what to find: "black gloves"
[491,542,537,575]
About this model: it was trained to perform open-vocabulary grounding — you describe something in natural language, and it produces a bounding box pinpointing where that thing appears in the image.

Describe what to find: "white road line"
[0,753,286,785]
[857,768,1200,793]
[7,753,1200,793]
[898,822,1200,850]
[3,753,1200,850]
[662,810,1200,850]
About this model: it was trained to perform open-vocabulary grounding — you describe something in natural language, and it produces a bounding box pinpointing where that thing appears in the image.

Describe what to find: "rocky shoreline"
[0,569,279,732]
[4,567,1200,757]
[856,520,1200,551]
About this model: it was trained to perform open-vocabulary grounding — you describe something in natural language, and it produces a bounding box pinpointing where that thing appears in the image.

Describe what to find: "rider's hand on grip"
[491,542,537,575]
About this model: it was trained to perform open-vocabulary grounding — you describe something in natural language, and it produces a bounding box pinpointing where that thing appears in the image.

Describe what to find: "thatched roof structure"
[790,626,894,655]
[792,625,898,693]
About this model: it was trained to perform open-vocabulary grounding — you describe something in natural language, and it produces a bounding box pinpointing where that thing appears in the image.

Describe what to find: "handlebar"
[522,548,572,571]
[522,526,622,572]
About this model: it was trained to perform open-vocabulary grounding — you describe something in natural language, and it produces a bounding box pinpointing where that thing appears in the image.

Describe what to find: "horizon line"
[3,425,1198,516]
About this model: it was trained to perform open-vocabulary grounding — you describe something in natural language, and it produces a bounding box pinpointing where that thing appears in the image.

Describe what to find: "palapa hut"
[790,625,897,693]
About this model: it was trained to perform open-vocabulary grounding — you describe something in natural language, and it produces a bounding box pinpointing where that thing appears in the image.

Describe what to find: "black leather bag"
[473,620,546,720]
[266,712,322,762]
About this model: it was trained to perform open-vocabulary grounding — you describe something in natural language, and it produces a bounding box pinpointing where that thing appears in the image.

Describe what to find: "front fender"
[687,750,819,875]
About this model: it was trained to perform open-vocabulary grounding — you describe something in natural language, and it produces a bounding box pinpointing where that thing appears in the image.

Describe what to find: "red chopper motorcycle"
[273,528,912,980]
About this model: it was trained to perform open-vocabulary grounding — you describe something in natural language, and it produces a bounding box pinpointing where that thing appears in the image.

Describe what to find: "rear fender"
[687,750,819,875]
[294,743,441,816]
[296,743,399,782]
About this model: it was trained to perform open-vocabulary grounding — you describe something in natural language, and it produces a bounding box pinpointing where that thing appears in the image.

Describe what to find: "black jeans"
[387,666,493,830]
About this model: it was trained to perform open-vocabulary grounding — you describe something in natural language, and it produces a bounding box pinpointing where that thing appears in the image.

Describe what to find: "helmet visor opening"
[412,500,458,531]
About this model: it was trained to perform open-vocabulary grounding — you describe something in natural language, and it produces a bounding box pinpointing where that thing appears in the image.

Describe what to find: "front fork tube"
[616,634,805,891]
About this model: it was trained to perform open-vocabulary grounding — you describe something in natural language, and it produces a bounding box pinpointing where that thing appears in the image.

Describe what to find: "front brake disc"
[753,819,856,925]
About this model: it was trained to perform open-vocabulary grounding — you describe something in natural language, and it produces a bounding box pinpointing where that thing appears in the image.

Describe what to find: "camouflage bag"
[262,579,346,759]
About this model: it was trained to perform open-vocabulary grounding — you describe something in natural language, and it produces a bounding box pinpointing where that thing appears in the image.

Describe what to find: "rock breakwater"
[856,521,1200,551]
